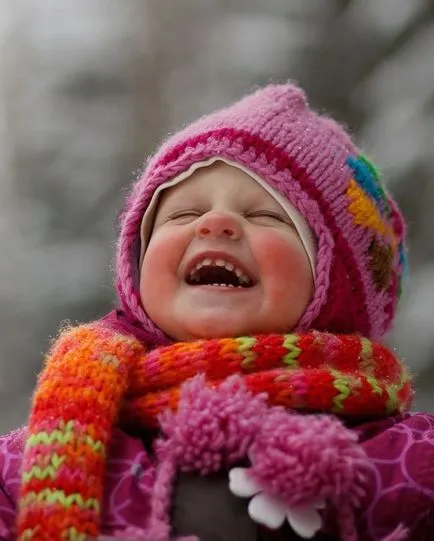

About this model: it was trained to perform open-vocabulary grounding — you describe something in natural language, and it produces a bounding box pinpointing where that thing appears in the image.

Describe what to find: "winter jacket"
[1,412,433,540]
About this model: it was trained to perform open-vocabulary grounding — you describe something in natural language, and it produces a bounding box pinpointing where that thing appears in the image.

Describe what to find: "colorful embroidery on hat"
[367,238,394,291]
[346,179,396,245]
[346,155,391,217]
[345,154,404,293]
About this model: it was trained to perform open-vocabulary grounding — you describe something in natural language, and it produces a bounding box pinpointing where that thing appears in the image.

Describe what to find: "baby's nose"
[196,212,242,240]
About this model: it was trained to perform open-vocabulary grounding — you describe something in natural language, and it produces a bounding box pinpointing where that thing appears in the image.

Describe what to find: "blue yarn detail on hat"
[346,155,390,217]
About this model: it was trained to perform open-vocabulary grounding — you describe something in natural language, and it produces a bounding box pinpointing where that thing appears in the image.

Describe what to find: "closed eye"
[247,210,291,224]
[167,209,202,221]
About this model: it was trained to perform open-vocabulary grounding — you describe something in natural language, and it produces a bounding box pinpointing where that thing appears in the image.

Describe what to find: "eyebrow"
[156,195,196,217]
[158,186,197,207]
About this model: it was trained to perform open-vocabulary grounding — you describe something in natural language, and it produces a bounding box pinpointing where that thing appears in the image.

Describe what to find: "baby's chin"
[164,314,295,341]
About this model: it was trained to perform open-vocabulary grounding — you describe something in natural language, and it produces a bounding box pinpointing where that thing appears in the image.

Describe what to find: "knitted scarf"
[18,324,412,540]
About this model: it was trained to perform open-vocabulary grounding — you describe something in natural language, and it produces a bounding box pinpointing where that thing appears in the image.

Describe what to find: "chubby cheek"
[256,232,314,309]
[139,230,185,308]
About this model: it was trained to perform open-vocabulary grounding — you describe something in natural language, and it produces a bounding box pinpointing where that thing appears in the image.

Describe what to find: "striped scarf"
[18,324,412,540]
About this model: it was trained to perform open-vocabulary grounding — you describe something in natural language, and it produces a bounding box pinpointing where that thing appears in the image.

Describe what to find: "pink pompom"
[248,408,370,509]
[156,375,268,474]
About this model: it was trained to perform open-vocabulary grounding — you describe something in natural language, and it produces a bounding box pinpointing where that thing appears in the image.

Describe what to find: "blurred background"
[0,0,433,432]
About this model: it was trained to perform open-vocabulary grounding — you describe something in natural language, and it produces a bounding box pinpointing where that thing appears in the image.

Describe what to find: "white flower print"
[229,467,325,539]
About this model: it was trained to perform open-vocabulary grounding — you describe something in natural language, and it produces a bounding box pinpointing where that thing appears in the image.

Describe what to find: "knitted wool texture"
[17,325,412,540]
[116,83,407,344]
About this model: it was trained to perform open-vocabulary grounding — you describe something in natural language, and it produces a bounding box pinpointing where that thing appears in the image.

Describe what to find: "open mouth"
[185,257,254,288]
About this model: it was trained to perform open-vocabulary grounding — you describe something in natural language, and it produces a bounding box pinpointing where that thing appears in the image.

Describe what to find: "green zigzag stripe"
[20,489,100,511]
[26,425,104,455]
[20,527,87,541]
[365,374,382,396]
[359,337,374,372]
[330,370,351,412]
[65,527,87,541]
[282,335,301,368]
[386,372,410,414]
[237,336,257,366]
[23,454,67,482]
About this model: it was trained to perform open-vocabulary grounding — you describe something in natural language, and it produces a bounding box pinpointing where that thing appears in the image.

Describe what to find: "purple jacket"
[1,412,433,540]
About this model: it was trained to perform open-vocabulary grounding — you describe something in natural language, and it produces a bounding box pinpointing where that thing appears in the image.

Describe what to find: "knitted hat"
[116,83,407,342]
[138,157,317,277]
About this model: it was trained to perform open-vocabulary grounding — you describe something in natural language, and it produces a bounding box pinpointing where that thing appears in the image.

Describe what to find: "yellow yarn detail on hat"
[347,179,397,248]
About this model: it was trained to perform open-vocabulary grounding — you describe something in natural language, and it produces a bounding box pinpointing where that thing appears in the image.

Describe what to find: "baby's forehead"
[157,163,278,207]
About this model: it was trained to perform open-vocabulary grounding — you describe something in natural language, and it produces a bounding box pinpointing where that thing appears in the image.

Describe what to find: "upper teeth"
[189,258,251,284]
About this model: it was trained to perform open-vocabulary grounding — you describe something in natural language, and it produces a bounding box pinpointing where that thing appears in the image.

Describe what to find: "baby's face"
[140,163,313,340]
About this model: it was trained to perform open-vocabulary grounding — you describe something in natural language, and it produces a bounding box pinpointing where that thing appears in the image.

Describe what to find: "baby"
[1,83,433,541]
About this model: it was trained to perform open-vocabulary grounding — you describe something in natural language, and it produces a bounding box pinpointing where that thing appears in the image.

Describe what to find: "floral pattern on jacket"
[0,413,433,540]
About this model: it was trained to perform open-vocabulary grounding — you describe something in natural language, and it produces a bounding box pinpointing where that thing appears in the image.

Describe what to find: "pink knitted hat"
[116,83,407,343]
